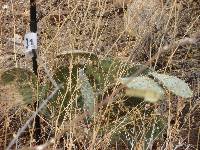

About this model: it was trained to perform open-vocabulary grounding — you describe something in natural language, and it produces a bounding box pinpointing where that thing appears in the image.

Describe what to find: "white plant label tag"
[24,32,37,52]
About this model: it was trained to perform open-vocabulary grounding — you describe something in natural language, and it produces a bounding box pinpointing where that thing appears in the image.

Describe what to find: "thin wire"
[6,86,61,150]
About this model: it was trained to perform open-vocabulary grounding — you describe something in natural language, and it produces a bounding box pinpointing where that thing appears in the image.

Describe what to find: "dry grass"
[0,0,199,149]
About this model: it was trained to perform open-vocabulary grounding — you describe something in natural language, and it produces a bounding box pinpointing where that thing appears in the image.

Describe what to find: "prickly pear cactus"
[149,72,193,98]
[0,68,37,105]
[119,76,165,103]
[119,71,193,103]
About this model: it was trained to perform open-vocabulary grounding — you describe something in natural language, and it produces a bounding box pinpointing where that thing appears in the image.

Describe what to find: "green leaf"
[119,76,165,103]
[149,72,193,98]
[79,69,95,115]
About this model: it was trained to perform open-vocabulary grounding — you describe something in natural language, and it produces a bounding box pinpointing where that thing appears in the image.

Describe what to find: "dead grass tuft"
[0,0,199,149]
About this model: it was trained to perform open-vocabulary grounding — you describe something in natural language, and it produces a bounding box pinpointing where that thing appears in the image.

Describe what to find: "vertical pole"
[30,0,41,144]
[30,0,38,75]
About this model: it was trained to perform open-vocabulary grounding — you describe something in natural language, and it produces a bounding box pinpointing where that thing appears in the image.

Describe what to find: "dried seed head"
[124,0,165,37]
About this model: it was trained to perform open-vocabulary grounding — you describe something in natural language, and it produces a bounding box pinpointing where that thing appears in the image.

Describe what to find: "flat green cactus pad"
[0,68,37,104]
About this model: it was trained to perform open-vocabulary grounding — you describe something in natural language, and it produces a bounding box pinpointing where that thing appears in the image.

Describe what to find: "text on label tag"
[24,32,37,52]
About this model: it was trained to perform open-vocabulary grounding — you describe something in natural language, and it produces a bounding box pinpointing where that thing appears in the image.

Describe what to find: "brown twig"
[56,32,200,136]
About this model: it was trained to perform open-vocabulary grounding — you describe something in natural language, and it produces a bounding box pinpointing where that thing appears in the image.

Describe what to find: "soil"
[0,0,199,149]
